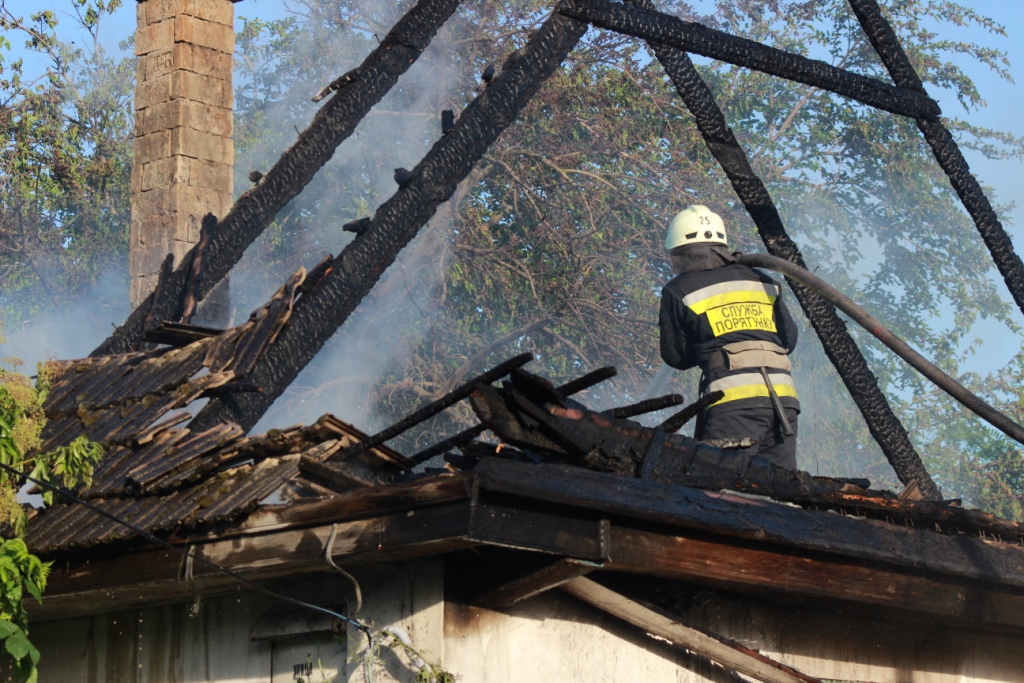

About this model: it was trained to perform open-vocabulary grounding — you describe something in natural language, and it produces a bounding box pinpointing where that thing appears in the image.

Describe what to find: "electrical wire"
[1,461,371,636]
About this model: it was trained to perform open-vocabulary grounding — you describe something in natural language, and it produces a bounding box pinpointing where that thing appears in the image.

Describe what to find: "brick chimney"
[130,0,235,325]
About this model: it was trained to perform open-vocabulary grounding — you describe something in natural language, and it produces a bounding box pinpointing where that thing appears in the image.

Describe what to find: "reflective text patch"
[706,302,777,336]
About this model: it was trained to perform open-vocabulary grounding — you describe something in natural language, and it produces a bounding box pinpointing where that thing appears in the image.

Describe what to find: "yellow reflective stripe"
[705,373,798,407]
[681,280,780,314]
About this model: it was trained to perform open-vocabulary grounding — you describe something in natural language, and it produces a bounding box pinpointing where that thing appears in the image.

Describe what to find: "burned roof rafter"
[560,0,939,118]
[186,10,591,434]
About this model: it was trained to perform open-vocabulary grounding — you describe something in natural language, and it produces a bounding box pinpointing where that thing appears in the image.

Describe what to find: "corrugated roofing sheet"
[27,457,301,553]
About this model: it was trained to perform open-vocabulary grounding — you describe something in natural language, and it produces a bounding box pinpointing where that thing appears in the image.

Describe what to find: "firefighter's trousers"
[700,406,799,470]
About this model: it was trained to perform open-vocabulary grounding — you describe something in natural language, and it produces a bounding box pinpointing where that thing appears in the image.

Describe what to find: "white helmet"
[664,205,727,251]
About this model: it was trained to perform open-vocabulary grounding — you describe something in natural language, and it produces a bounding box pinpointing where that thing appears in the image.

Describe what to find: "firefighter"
[659,205,800,469]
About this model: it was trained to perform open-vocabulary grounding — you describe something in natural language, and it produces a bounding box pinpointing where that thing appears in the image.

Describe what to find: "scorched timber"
[621,0,939,499]
[187,13,590,434]
[848,0,1024,319]
[472,458,1024,592]
[556,0,939,120]
[92,0,463,357]
[465,381,1016,539]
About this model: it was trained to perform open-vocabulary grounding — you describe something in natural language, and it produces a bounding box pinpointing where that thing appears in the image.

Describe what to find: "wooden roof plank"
[474,557,601,609]
[33,501,474,621]
[607,524,1024,632]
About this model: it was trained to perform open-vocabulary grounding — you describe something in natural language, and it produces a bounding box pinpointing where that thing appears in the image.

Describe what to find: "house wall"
[30,560,1024,683]
[31,561,444,683]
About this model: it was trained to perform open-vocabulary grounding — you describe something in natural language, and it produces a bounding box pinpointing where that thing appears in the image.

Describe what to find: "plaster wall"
[443,590,1024,683]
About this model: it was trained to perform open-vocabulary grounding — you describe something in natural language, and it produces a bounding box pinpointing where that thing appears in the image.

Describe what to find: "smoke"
[225,0,481,435]
[0,270,130,371]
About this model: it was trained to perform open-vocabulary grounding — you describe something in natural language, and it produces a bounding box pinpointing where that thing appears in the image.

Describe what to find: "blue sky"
[6,0,1024,374]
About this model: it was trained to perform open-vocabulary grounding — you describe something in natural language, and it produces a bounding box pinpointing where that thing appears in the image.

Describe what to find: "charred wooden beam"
[330,353,532,462]
[556,366,618,398]
[91,0,464,357]
[470,499,609,562]
[556,0,939,120]
[468,489,1024,634]
[187,13,590,434]
[473,458,1024,590]
[638,427,670,479]
[658,391,722,433]
[848,0,1024,319]
[143,253,175,335]
[667,472,1024,543]
[410,424,487,465]
[622,0,939,499]
[603,393,683,419]
[181,213,217,325]
[562,577,822,683]
[605,522,1024,633]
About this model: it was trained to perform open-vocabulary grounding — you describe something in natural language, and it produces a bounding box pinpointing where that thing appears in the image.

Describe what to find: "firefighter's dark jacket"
[659,245,799,413]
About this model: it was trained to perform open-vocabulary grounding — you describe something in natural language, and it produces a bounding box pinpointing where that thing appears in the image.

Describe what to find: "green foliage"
[0,538,46,683]
[0,331,101,682]
[28,437,103,507]
[355,627,454,683]
[0,357,104,524]
[0,1,133,324]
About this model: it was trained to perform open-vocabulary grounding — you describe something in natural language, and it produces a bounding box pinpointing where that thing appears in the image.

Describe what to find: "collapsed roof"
[28,299,1024,632]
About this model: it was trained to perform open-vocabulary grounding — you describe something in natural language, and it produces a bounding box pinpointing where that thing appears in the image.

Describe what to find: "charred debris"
[28,283,1023,557]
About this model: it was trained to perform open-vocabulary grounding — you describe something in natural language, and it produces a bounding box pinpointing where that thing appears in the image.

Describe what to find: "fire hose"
[733,253,1024,446]
[644,254,1024,446]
